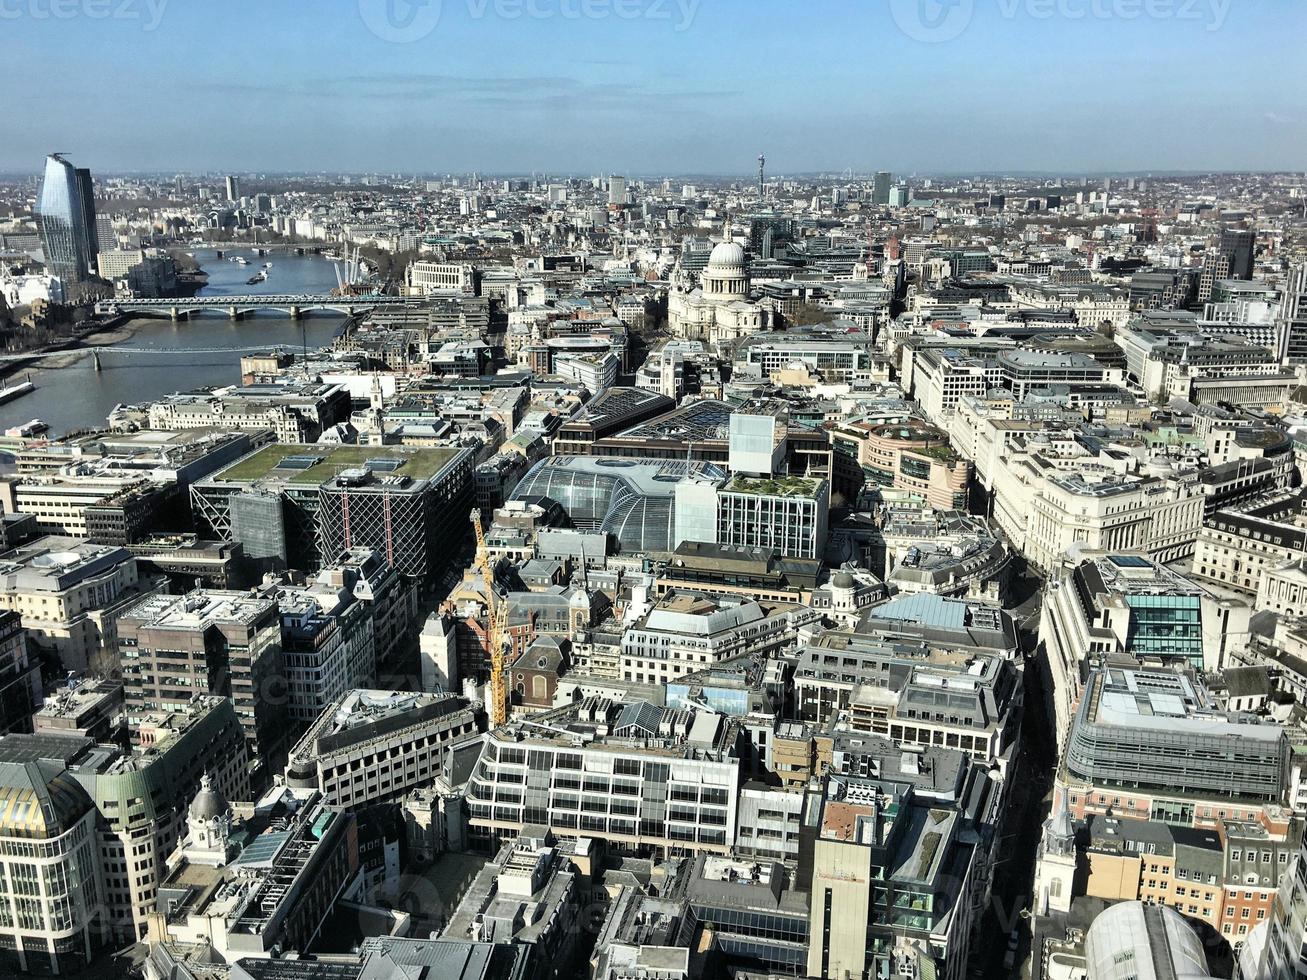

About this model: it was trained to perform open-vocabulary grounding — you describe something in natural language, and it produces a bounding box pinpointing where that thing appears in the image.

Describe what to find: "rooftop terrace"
[213,443,460,485]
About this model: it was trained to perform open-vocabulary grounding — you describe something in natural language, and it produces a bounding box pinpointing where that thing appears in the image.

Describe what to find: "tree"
[784,302,831,328]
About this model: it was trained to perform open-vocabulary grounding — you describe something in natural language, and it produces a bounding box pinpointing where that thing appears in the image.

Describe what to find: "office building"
[677,853,810,973]
[829,420,971,511]
[284,689,478,808]
[191,444,474,584]
[619,590,815,686]
[806,764,989,980]
[728,402,788,477]
[0,612,38,734]
[78,699,249,941]
[0,695,249,944]
[224,175,240,202]
[981,443,1206,573]
[441,829,585,968]
[654,540,822,604]
[1238,835,1307,980]
[873,171,892,205]
[0,536,150,675]
[31,678,123,741]
[0,470,180,542]
[1199,228,1255,304]
[795,628,1021,770]
[1041,552,1251,749]
[406,260,480,295]
[147,380,351,444]
[1276,263,1307,365]
[878,508,1010,601]
[466,697,742,854]
[734,333,874,384]
[551,387,674,456]
[36,153,98,284]
[1064,666,1289,824]
[314,548,417,674]
[118,590,288,772]
[153,787,357,961]
[0,759,106,974]
[1191,491,1307,597]
[608,174,627,207]
[270,582,376,723]
[714,474,829,560]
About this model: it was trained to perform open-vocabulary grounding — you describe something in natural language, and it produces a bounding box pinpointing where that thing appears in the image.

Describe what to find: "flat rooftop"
[212,443,460,485]
[124,590,275,631]
[723,475,822,498]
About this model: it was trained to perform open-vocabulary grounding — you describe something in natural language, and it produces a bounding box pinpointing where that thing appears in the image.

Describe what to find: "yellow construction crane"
[470,509,509,727]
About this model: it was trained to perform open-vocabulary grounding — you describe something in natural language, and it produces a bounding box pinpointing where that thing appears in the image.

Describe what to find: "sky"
[2,0,1304,176]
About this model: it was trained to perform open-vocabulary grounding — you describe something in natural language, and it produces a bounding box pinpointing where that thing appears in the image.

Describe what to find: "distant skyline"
[4,0,1304,174]
[3,167,1300,183]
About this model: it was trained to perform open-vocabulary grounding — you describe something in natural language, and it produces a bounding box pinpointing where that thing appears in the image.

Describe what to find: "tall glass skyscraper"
[36,154,99,284]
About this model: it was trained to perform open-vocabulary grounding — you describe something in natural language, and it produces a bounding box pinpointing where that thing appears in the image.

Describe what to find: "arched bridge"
[96,294,421,320]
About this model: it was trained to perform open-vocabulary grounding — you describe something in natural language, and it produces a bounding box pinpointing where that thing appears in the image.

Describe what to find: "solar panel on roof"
[365,458,405,472]
[232,830,290,868]
[1108,555,1152,568]
[275,455,323,471]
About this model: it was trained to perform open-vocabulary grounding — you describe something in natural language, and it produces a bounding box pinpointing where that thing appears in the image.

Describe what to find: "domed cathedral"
[668,232,773,345]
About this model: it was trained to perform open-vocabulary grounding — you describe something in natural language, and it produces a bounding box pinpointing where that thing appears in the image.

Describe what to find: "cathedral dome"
[707,241,746,272]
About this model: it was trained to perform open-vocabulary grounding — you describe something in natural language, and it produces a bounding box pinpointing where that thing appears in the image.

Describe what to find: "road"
[974,563,1057,980]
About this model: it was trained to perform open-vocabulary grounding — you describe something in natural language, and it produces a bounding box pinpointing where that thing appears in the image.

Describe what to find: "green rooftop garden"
[216,443,460,484]
[726,475,821,497]
[913,442,960,462]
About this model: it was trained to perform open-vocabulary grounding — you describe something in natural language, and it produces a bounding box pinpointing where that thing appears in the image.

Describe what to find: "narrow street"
[975,566,1058,979]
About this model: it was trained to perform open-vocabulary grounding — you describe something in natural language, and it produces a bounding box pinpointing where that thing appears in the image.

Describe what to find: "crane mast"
[470,509,508,726]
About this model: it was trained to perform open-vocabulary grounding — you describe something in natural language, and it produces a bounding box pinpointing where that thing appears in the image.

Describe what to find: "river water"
[0,249,348,438]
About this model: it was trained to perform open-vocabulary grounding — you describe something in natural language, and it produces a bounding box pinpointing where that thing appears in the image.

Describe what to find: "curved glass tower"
[36,154,98,284]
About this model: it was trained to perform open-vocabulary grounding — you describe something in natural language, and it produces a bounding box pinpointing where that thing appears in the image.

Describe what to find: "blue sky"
[2,0,1303,175]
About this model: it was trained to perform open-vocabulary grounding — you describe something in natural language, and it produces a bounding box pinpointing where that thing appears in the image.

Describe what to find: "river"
[0,249,348,438]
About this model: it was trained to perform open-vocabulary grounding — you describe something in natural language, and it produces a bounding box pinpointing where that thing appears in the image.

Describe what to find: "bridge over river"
[95,294,422,320]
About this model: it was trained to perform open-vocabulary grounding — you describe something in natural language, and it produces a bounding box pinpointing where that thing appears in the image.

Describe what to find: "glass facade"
[729,413,782,476]
[36,155,97,285]
[512,457,726,554]
[1126,594,1203,667]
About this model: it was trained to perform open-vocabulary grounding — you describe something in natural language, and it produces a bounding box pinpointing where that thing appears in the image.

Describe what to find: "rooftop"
[723,474,822,498]
[123,589,276,631]
[213,443,461,486]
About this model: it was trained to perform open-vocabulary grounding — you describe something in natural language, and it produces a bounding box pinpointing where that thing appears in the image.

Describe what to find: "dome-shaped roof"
[707,241,746,271]
[0,760,94,840]
[831,570,856,590]
[189,772,229,822]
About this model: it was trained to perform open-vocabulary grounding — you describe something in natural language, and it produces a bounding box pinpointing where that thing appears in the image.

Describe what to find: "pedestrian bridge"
[96,294,420,320]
